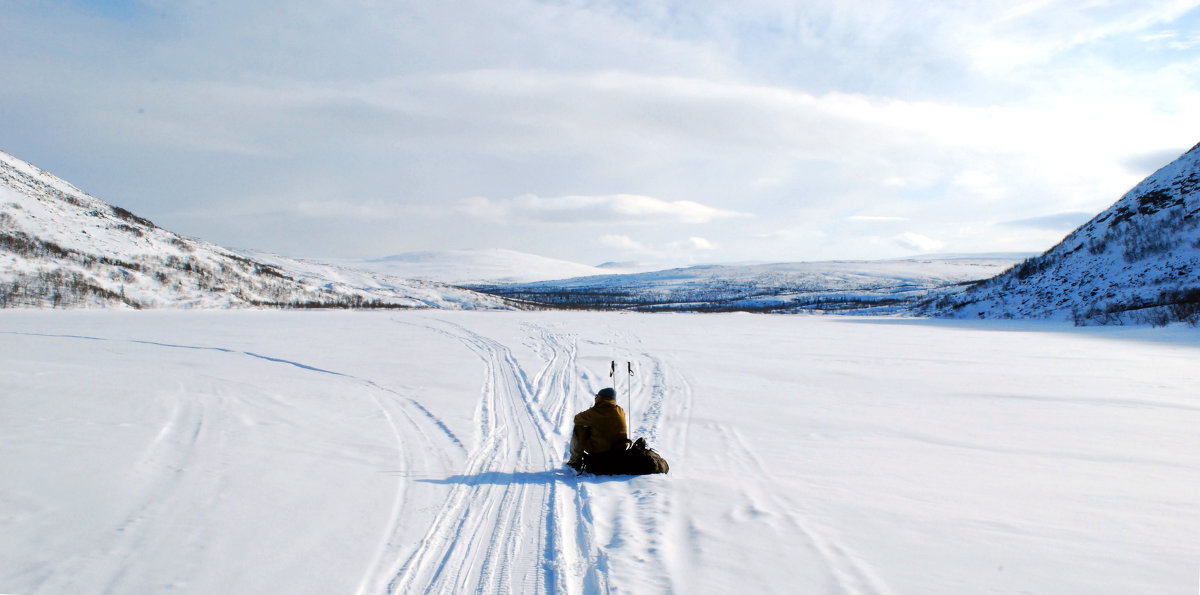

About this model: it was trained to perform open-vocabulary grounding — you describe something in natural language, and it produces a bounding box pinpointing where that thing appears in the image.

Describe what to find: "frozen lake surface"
[2,311,1197,594]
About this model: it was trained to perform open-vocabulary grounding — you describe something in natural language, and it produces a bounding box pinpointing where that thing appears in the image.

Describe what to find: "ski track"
[607,327,889,595]
[638,351,694,595]
[8,319,1197,594]
[379,318,700,594]
[25,379,219,593]
[564,328,694,595]
[715,423,894,595]
[5,323,698,594]
[383,319,570,594]
[1,330,465,595]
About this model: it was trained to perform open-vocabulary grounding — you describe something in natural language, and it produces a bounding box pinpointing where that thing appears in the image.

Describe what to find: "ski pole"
[626,361,633,436]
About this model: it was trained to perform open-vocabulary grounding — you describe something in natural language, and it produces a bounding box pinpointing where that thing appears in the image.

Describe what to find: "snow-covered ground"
[2,311,1196,594]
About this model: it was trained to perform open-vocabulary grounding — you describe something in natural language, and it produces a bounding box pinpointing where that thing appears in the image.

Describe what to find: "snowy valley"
[2,144,1199,595]
[7,0,1200,592]
[2,150,1020,315]
[9,140,1200,323]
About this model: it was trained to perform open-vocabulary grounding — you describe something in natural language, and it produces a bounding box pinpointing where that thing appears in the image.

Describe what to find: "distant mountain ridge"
[469,256,1023,313]
[0,151,506,309]
[927,141,1200,325]
[7,142,1198,323]
[321,248,618,284]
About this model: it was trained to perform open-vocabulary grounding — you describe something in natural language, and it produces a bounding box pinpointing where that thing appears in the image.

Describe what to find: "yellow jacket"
[573,397,628,455]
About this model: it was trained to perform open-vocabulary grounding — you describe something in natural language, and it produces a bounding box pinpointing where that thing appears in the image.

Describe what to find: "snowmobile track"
[384,320,576,594]
[379,319,688,594]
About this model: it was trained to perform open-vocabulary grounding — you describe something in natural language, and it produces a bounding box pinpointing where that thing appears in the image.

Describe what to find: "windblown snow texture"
[2,311,1197,593]
[930,142,1200,324]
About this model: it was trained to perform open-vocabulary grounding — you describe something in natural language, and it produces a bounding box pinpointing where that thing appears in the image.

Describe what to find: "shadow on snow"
[416,470,644,486]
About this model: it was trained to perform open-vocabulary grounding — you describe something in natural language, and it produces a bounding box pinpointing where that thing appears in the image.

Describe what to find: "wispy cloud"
[600,234,650,253]
[457,194,749,225]
[894,232,945,253]
[600,233,718,261]
[1000,212,1095,230]
[847,215,909,222]
[291,199,400,220]
[679,237,715,251]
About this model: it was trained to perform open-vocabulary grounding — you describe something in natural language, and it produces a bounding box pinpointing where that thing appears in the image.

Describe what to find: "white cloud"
[457,193,748,225]
[1000,211,1094,230]
[389,66,1198,194]
[600,234,716,261]
[847,215,909,222]
[3,1,1200,263]
[292,199,397,220]
[965,0,1200,74]
[675,237,715,251]
[951,170,1006,200]
[456,196,509,221]
[600,234,652,254]
[1140,31,1179,42]
[894,232,945,253]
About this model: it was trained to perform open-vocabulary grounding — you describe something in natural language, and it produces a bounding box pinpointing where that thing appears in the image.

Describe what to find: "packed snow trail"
[383,319,562,593]
[0,314,689,595]
[0,328,469,594]
[382,319,646,594]
[375,318,703,594]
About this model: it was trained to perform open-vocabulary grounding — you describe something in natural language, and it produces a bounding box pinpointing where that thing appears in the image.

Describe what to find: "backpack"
[582,437,669,476]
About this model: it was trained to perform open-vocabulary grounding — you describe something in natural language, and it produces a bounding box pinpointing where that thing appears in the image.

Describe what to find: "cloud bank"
[458,194,748,225]
[1,1,1198,264]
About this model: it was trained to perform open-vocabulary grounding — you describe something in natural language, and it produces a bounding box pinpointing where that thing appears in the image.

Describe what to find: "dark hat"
[596,387,616,400]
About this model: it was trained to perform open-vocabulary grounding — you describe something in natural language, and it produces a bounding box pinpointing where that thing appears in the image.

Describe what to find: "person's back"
[568,388,627,470]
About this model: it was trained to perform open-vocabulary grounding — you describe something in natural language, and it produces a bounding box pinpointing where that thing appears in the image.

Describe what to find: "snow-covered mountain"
[473,255,1023,313]
[318,248,629,284]
[0,151,506,310]
[928,142,1200,325]
[17,137,1194,320]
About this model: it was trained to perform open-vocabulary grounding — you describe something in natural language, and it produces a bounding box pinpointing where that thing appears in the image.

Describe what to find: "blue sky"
[3,0,1200,265]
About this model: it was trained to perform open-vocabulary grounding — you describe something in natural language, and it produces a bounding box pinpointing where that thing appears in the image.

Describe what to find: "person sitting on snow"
[567,387,628,472]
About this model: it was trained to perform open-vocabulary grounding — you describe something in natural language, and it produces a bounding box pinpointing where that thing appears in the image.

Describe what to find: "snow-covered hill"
[473,255,1024,313]
[16,136,1193,320]
[928,142,1200,325]
[0,147,1015,314]
[0,151,506,310]
[318,248,630,284]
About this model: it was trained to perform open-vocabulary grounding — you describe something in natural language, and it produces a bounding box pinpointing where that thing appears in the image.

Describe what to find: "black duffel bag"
[582,437,669,476]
